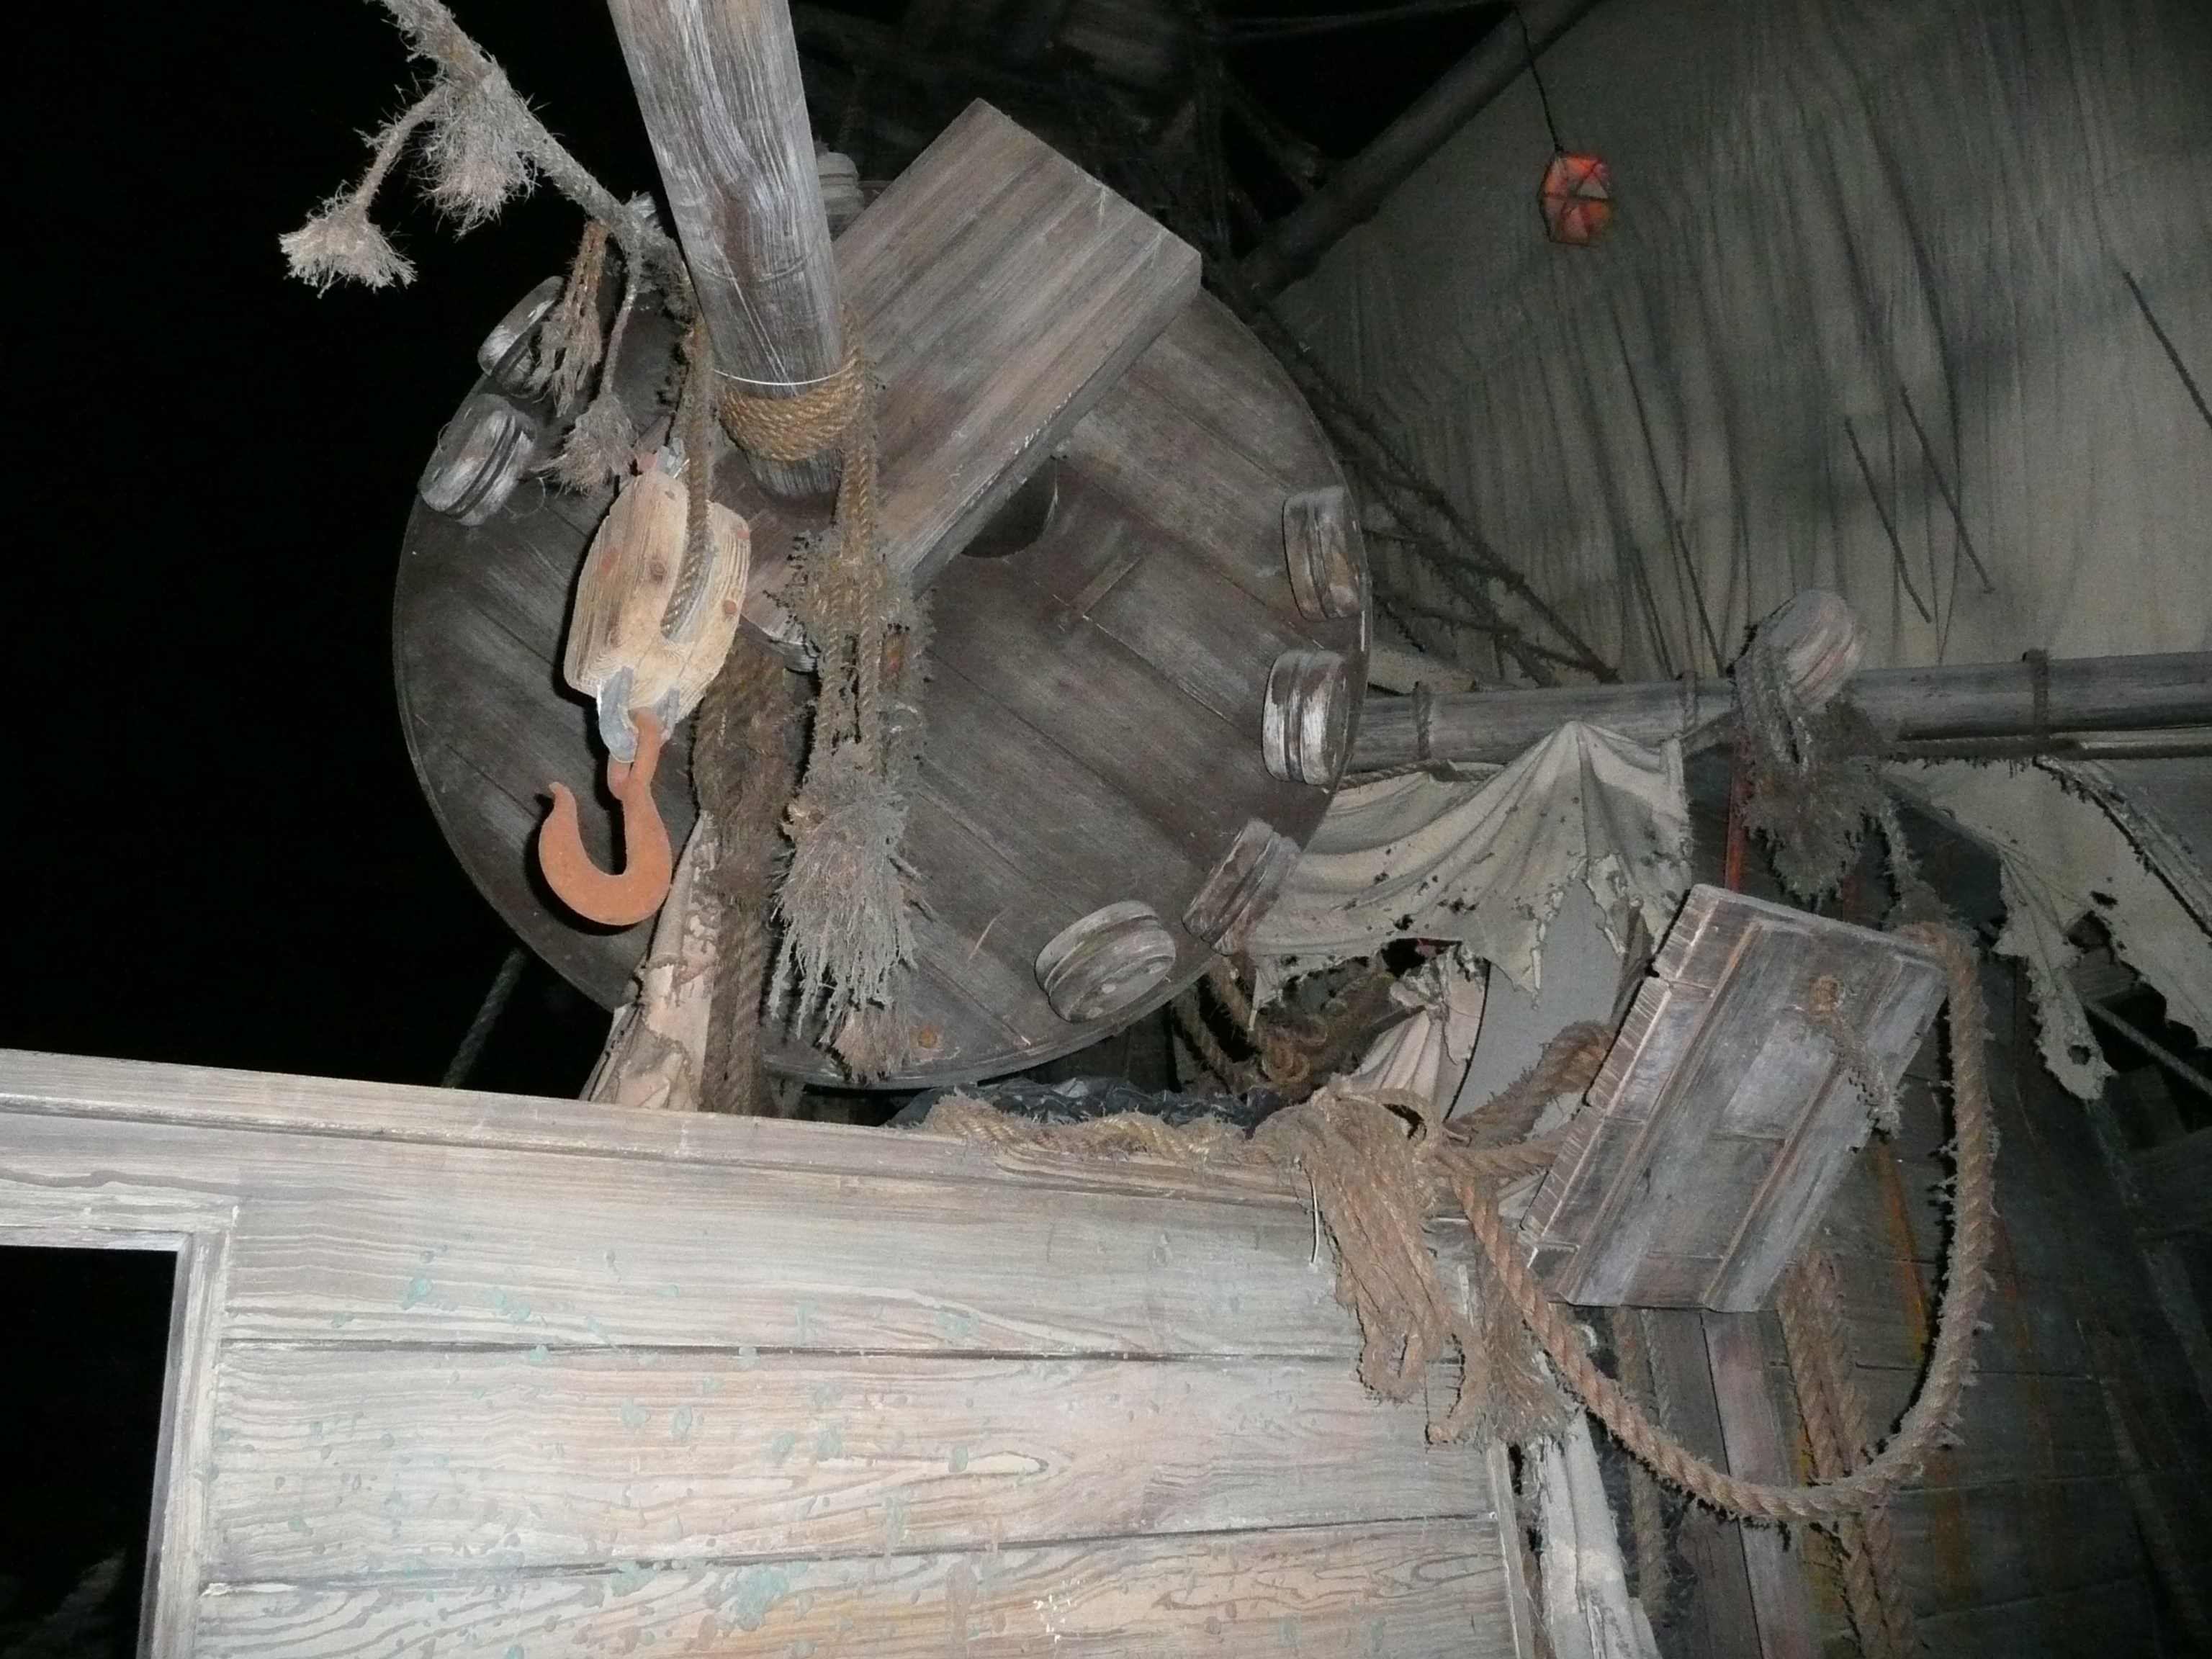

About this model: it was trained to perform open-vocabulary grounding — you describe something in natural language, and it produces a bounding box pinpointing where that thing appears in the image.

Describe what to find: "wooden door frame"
[4,1220,232,1659]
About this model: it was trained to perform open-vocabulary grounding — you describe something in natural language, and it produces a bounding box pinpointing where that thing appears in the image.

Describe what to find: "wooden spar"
[606,0,845,500]
[1350,650,2212,770]
[1238,0,1602,300]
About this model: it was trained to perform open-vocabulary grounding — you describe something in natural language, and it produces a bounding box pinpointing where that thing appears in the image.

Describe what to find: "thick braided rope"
[1450,921,1996,1521]
[1777,1250,1917,1655]
[716,352,866,463]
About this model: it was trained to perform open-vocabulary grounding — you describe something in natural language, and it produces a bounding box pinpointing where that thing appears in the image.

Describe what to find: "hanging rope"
[716,334,927,1077]
[1776,1249,1919,1656]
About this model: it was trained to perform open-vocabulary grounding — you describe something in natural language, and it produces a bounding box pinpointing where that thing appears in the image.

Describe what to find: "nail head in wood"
[1282,485,1364,621]
[1035,900,1179,1023]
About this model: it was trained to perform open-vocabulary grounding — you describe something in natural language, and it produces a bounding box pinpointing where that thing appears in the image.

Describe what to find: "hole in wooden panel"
[959,461,1061,559]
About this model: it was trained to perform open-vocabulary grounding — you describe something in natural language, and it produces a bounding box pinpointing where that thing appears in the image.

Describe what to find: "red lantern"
[1539,152,1613,246]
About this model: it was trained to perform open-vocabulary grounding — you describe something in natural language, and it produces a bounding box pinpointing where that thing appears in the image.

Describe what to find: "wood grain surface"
[194,1519,1519,1658]
[1521,884,1944,1310]
[607,0,845,498]
[1,1051,1514,1658]
[203,1346,1486,1574]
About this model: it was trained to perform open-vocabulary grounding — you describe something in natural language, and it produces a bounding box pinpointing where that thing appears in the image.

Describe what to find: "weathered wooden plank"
[121,1228,222,1659]
[1811,1145,1946,1265]
[1637,1308,1764,1657]
[914,660,1210,923]
[932,545,1313,863]
[0,1108,1363,1360]
[0,1048,1286,1201]
[1888,1476,2145,1607]
[1020,471,1315,736]
[836,101,1199,588]
[1828,1254,2090,1377]
[1851,1366,2129,1487]
[204,1346,1486,1575]
[2134,1126,2212,1237]
[1702,1314,1819,1659]
[1911,1577,2157,1659]
[1063,328,1316,613]
[192,1519,1519,1658]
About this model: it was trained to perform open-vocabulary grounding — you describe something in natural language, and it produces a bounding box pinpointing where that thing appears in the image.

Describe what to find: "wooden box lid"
[1521,885,1944,1311]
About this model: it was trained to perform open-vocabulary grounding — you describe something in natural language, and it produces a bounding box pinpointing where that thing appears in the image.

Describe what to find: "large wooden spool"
[397,207,1363,1091]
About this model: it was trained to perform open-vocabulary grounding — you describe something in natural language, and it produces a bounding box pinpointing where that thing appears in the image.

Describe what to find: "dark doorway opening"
[0,1246,176,1658]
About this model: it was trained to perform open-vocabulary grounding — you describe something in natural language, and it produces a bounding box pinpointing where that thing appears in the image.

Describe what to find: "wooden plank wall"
[0,1053,1520,1658]
[1797,962,2212,1655]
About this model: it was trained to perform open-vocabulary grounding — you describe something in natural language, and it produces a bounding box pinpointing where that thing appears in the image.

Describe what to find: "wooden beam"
[607,0,847,500]
[1352,651,2212,769]
[1238,0,1603,300]
[2134,1127,2212,1238]
[1702,1315,1821,1659]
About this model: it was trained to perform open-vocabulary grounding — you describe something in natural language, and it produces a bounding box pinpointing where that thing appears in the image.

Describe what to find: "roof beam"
[1238,0,1601,300]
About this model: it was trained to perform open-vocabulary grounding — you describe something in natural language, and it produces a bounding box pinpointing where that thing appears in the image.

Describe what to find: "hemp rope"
[1172,960,1402,1099]
[1806,974,1904,1137]
[1776,1249,1917,1657]
[926,920,1997,1524]
[693,629,809,1115]
[714,328,925,1069]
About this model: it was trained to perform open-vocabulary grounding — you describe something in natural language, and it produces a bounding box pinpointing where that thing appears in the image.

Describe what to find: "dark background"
[8,0,1498,1098]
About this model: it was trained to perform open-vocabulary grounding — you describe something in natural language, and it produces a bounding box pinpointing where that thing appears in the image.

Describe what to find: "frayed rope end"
[280,197,415,292]
[552,392,639,493]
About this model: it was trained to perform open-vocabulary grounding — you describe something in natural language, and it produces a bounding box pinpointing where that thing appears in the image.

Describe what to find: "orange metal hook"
[538,709,675,927]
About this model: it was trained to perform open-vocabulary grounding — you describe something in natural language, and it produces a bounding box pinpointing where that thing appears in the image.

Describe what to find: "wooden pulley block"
[1756,589,1863,710]
[1183,819,1303,955]
[1282,487,1365,621]
[563,456,751,750]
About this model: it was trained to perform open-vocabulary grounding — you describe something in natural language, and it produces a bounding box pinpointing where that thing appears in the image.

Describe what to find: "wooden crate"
[1,1050,1524,1657]
[1521,885,1945,1311]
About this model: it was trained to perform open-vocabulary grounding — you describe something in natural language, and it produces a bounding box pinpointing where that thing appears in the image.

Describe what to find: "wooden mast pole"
[1349,652,2212,770]
[606,0,845,500]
